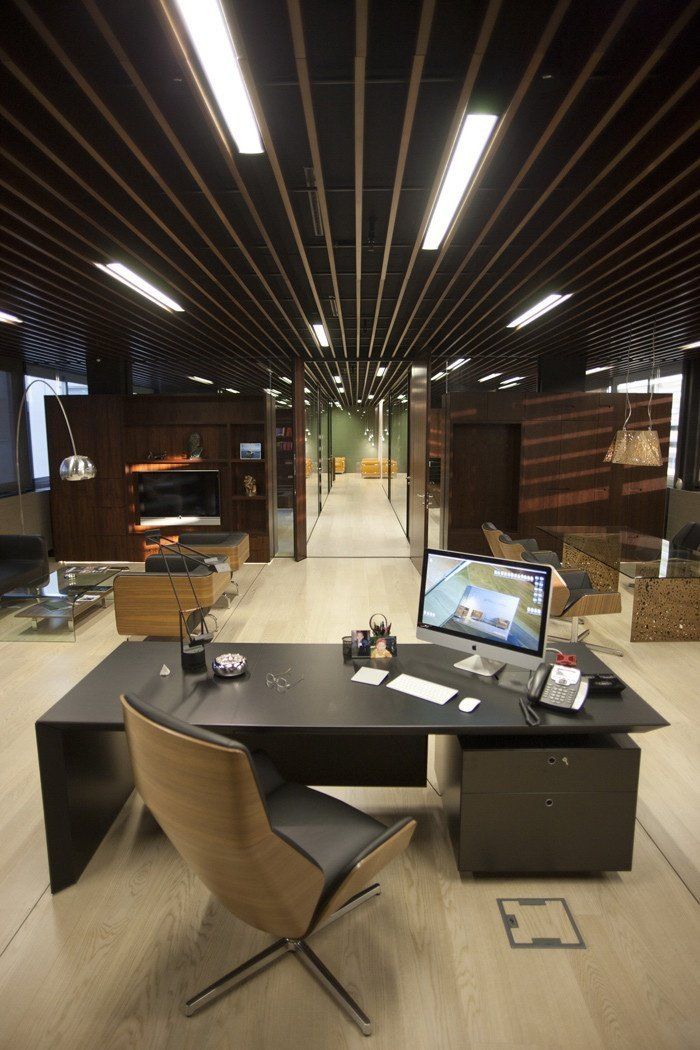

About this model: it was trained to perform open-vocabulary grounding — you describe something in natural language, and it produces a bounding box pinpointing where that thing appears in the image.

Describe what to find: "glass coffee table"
[536,526,700,642]
[0,564,126,642]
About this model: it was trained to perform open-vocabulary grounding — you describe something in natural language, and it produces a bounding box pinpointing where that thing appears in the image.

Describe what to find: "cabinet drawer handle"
[547,756,556,765]
[545,798,554,807]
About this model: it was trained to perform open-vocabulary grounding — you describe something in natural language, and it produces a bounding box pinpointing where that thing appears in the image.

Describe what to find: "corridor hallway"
[307,473,410,557]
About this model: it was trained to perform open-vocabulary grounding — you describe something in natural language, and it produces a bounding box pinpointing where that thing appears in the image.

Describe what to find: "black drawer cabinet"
[434,733,640,873]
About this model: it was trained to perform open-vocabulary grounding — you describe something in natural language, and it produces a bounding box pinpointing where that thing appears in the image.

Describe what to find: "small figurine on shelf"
[243,474,257,497]
[186,432,204,459]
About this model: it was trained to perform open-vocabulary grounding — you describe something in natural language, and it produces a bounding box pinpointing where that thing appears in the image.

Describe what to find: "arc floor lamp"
[15,379,96,533]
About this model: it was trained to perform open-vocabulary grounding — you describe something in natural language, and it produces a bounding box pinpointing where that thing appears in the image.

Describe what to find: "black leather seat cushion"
[562,586,606,613]
[560,569,593,590]
[184,531,247,546]
[145,554,211,575]
[266,782,386,893]
[0,560,47,592]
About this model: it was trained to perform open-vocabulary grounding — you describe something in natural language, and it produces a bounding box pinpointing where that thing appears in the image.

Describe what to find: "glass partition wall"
[388,386,409,535]
[305,384,320,540]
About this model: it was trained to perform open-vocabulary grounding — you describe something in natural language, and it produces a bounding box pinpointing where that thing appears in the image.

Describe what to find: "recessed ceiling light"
[680,340,700,349]
[280,376,292,384]
[376,365,387,377]
[507,293,572,329]
[357,399,362,404]
[96,262,184,312]
[304,386,311,394]
[479,372,502,382]
[446,357,469,370]
[423,113,498,251]
[224,387,240,393]
[188,375,213,384]
[304,398,310,405]
[337,386,345,393]
[334,400,341,408]
[585,366,612,375]
[0,310,22,324]
[368,394,375,400]
[174,0,263,154]
[312,322,329,347]
[334,375,343,384]
[432,370,447,381]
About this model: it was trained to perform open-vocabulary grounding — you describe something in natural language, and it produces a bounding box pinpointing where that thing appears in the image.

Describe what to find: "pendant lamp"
[604,326,663,467]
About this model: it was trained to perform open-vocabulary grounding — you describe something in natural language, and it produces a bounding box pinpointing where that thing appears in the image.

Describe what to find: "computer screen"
[417,549,552,662]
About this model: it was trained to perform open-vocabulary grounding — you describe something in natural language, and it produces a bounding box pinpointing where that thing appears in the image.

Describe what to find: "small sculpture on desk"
[243,474,257,497]
[186,432,204,460]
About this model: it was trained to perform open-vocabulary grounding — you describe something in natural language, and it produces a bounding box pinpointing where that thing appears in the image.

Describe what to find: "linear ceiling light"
[334,400,341,408]
[279,376,292,384]
[368,394,375,400]
[334,375,343,384]
[376,365,387,377]
[174,0,263,154]
[224,387,240,393]
[586,366,612,375]
[96,262,183,312]
[507,293,572,329]
[499,376,525,385]
[312,322,329,347]
[499,382,520,389]
[479,372,501,382]
[446,357,469,370]
[432,370,447,381]
[0,310,22,324]
[422,113,498,251]
[188,375,213,384]
[263,387,281,396]
[680,340,700,349]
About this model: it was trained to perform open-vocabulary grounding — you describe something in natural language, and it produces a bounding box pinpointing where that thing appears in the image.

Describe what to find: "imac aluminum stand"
[454,654,505,678]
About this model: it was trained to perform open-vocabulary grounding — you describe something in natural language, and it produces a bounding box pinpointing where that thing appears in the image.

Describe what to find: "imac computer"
[417,548,553,677]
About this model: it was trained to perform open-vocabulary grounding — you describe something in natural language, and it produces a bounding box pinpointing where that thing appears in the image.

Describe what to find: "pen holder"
[342,636,353,662]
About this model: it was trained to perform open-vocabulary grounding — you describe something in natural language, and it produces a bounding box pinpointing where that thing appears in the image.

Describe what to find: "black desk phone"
[527,663,588,711]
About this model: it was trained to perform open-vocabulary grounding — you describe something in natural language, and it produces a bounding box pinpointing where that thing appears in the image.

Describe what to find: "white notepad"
[351,667,390,686]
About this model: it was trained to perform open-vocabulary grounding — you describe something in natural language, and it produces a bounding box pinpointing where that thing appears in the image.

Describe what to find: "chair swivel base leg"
[184,882,380,1035]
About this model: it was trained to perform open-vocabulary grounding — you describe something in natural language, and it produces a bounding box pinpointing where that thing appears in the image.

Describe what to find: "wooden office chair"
[499,539,623,657]
[481,522,505,557]
[120,693,416,1034]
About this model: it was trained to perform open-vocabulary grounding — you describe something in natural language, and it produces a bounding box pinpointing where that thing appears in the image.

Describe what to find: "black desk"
[36,641,668,891]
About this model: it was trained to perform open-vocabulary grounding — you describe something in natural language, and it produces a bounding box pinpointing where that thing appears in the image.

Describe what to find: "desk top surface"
[37,641,668,736]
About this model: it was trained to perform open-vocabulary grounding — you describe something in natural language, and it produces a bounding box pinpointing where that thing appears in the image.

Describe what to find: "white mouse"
[458,697,481,713]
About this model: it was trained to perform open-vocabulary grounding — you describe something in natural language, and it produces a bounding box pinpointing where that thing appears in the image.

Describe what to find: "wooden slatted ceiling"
[0,0,698,404]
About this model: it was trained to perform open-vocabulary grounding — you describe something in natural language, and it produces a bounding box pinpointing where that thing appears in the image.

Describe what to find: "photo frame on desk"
[351,628,372,659]
[370,635,397,659]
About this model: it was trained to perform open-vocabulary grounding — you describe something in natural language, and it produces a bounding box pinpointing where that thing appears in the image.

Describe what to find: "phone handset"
[527,663,588,711]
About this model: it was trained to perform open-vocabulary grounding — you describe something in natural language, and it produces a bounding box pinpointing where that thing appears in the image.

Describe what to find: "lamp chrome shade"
[59,454,96,481]
[604,428,663,467]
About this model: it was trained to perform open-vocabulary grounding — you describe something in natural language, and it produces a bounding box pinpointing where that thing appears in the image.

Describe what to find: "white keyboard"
[387,674,457,706]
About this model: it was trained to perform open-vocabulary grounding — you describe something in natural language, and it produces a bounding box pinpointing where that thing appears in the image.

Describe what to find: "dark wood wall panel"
[443,391,671,553]
[47,394,275,562]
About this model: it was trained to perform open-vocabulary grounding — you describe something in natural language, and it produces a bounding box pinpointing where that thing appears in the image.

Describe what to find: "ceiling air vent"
[329,296,338,317]
[304,166,324,237]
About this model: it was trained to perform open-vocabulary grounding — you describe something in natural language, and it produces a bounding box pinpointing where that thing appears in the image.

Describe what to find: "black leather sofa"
[0,534,49,594]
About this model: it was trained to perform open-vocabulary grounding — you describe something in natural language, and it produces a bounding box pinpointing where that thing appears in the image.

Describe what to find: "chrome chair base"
[184,883,381,1035]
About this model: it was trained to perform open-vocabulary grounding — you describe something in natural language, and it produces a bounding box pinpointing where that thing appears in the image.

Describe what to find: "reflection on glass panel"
[275,408,294,556]
[25,375,63,482]
[305,387,319,539]
[320,402,329,504]
[381,400,390,496]
[389,391,408,535]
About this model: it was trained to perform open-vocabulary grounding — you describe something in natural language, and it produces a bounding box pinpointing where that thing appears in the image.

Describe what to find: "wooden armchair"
[499,537,623,656]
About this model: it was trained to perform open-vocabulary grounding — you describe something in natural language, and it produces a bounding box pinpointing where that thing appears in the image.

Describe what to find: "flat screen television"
[136,470,221,527]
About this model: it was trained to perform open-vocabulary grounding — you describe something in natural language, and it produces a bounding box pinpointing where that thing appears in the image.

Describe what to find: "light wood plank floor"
[307,472,410,557]
[0,554,698,1050]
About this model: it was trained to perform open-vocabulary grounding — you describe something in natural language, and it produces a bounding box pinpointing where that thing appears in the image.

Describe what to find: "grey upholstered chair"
[121,693,416,1035]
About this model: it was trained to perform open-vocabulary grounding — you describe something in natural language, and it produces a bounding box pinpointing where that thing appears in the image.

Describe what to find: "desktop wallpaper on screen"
[420,555,547,653]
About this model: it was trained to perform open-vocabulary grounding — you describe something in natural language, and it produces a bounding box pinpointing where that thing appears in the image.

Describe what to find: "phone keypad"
[544,686,576,707]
